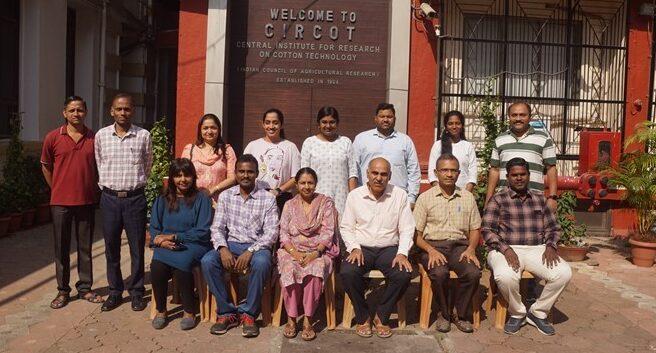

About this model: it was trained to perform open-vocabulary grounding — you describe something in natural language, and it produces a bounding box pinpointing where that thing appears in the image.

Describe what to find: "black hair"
[262,108,286,139]
[195,114,227,160]
[165,158,199,212]
[440,110,467,155]
[375,103,395,115]
[316,106,340,123]
[295,167,318,183]
[111,92,134,106]
[506,157,529,174]
[235,154,259,172]
[64,96,87,110]
[507,102,532,116]
[436,153,460,169]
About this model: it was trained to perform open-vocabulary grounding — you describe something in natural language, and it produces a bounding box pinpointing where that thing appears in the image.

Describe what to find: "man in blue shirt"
[350,103,421,205]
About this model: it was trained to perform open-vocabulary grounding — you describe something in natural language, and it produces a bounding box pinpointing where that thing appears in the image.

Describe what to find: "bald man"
[340,157,415,338]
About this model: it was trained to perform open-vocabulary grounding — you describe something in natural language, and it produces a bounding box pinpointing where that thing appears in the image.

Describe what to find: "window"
[0,0,19,137]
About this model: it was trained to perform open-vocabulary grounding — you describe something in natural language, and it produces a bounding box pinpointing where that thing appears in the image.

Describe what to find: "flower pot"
[8,213,22,233]
[0,216,10,238]
[36,203,51,224]
[21,209,36,228]
[628,238,656,267]
[558,245,588,262]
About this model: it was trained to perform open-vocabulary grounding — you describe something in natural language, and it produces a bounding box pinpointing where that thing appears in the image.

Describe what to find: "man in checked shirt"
[483,157,571,336]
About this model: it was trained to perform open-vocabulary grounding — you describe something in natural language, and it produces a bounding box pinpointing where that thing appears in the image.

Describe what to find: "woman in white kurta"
[428,110,478,192]
[300,106,357,215]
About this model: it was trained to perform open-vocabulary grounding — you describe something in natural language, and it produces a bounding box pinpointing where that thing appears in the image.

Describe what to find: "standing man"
[413,153,482,333]
[340,157,414,338]
[483,158,571,335]
[351,103,421,205]
[95,93,152,311]
[201,154,279,338]
[41,96,103,309]
[485,102,559,211]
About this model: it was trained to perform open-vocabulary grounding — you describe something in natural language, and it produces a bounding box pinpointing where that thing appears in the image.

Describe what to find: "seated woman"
[277,167,339,341]
[149,158,213,330]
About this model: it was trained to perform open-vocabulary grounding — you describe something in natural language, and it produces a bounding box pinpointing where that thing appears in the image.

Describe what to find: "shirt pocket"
[532,208,545,232]
[129,146,142,165]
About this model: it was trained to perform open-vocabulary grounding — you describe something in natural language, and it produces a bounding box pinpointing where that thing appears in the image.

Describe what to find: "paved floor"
[1,213,656,352]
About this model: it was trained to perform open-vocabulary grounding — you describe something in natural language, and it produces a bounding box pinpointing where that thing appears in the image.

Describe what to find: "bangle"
[287,247,296,254]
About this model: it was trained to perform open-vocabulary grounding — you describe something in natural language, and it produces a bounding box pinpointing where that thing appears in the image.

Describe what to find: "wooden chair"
[271,271,337,330]
[341,270,407,329]
[417,264,481,330]
[486,270,552,329]
[149,266,212,321]
[208,268,273,325]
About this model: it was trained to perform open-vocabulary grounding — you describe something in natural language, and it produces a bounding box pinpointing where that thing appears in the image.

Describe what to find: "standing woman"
[300,106,357,215]
[244,108,301,200]
[181,114,236,202]
[277,168,339,341]
[149,158,213,330]
[428,110,478,192]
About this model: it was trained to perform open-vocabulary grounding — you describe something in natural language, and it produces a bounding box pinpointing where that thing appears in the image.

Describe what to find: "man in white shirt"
[340,157,415,338]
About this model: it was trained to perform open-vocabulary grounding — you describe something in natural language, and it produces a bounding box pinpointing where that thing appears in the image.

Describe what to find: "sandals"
[283,322,297,339]
[373,318,393,338]
[78,291,104,303]
[301,325,316,341]
[355,323,373,338]
[50,293,70,309]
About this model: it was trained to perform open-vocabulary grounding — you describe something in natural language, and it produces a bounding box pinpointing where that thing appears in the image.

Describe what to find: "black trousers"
[420,239,481,321]
[100,191,147,297]
[340,246,412,325]
[150,260,195,313]
[51,205,95,294]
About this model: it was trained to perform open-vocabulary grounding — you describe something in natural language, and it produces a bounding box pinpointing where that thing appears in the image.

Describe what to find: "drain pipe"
[98,0,108,128]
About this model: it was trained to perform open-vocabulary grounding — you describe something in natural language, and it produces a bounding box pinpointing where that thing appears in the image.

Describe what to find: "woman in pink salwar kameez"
[277,167,339,341]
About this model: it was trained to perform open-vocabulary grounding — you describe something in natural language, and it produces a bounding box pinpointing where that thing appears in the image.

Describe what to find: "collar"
[112,123,136,137]
[434,185,461,199]
[59,124,89,135]
[363,183,393,201]
[232,182,263,199]
[372,129,397,139]
[508,187,532,199]
[508,126,535,140]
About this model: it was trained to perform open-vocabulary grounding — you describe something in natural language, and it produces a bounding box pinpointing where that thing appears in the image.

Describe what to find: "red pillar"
[407,1,438,184]
[174,0,208,156]
[623,0,652,153]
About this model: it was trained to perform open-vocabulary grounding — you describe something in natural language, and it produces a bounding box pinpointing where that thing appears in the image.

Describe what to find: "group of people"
[41,93,571,340]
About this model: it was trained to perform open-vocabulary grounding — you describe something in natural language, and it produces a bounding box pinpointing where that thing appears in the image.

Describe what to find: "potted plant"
[3,113,30,232]
[610,121,656,267]
[0,185,11,237]
[556,191,588,261]
[144,117,171,244]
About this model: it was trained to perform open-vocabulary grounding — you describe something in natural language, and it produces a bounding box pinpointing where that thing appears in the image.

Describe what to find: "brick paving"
[1,216,656,352]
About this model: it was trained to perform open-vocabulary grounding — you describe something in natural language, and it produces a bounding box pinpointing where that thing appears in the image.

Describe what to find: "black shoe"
[526,312,555,336]
[452,317,474,333]
[101,295,122,312]
[435,315,451,333]
[503,316,526,335]
[241,314,259,338]
[210,314,239,335]
[131,295,147,311]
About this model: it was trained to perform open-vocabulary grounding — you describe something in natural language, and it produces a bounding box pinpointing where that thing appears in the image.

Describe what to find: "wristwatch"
[547,194,559,200]
[275,187,282,194]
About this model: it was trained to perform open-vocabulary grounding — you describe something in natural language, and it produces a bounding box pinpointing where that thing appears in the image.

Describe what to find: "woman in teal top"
[149,158,213,330]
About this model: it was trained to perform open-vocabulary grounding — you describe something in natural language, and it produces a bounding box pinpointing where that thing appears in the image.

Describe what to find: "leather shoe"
[435,315,451,333]
[452,317,474,333]
[101,295,122,312]
[131,295,147,311]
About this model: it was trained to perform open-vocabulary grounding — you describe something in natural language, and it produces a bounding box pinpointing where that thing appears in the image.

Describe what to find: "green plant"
[556,191,587,247]
[145,117,171,219]
[23,155,49,207]
[609,121,656,241]
[2,114,31,212]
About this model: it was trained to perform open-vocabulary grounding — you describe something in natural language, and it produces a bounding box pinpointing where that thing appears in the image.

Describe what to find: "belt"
[103,187,145,198]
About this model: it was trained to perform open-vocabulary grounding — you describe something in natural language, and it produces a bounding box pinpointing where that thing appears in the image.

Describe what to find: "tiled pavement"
[1,214,656,352]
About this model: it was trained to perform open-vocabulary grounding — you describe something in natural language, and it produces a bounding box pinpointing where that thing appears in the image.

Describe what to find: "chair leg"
[210,295,218,323]
[149,293,157,320]
[261,280,272,326]
[325,272,336,330]
[272,281,284,327]
[193,267,210,322]
[229,274,239,306]
[342,293,354,329]
[418,270,433,330]
[397,291,407,329]
[495,295,508,330]
[472,285,481,329]
[485,274,496,313]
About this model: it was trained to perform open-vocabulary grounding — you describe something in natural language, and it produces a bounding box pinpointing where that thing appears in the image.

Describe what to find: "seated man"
[482,157,571,336]
[413,153,482,333]
[340,157,414,338]
[201,154,279,338]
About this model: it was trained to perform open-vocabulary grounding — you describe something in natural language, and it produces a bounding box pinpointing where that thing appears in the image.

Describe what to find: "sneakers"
[210,314,239,335]
[241,313,259,338]
[526,312,555,336]
[503,316,526,335]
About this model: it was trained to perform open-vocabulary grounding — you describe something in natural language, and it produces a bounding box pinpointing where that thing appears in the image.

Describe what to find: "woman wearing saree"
[277,167,339,341]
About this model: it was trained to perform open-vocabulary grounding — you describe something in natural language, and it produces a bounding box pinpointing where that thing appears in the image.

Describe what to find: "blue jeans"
[201,242,271,318]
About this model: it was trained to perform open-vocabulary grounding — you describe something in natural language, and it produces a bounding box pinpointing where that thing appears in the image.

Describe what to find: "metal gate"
[437,0,627,175]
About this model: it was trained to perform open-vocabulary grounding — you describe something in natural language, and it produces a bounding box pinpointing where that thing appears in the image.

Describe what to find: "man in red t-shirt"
[41,96,103,309]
